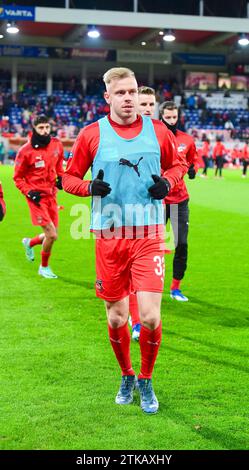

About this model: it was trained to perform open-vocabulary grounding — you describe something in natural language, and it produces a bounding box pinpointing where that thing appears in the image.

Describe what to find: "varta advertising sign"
[0,5,35,21]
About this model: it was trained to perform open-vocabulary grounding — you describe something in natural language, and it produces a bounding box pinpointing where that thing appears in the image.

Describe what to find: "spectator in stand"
[213,137,226,178]
[186,94,196,110]
[200,139,210,177]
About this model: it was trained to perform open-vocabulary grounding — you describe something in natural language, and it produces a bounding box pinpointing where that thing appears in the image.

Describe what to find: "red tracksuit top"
[0,182,6,218]
[63,115,188,197]
[165,129,199,205]
[13,137,64,197]
[201,141,210,157]
[213,142,226,159]
[242,144,249,161]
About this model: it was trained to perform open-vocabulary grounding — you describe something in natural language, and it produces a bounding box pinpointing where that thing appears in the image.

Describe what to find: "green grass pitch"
[0,165,248,450]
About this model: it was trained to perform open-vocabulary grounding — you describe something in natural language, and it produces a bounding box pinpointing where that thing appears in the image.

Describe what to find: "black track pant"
[242,160,248,176]
[202,156,209,175]
[165,199,189,280]
[215,156,224,177]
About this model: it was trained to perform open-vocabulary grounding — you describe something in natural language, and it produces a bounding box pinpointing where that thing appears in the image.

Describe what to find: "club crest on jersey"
[35,160,45,168]
[178,144,187,152]
[96,279,103,292]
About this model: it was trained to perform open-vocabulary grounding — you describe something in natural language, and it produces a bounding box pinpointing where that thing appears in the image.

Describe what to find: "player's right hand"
[90,169,111,198]
[27,190,42,205]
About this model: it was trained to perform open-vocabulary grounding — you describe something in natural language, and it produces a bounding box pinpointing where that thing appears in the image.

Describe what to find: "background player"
[128,85,157,341]
[241,141,248,178]
[160,101,199,302]
[13,115,64,278]
[63,67,187,414]
[0,182,6,222]
[137,86,156,117]
[200,139,210,177]
[213,137,226,178]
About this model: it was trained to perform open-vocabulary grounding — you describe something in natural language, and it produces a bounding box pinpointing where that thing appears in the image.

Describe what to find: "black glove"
[56,176,63,190]
[27,190,41,205]
[0,202,5,221]
[90,169,111,198]
[188,164,196,179]
[148,175,171,200]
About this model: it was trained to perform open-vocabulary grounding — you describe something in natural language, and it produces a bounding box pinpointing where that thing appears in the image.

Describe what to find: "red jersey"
[231,148,240,160]
[13,137,64,197]
[164,129,198,205]
[63,115,188,198]
[213,142,226,159]
[242,144,249,161]
[0,182,6,220]
[201,141,210,157]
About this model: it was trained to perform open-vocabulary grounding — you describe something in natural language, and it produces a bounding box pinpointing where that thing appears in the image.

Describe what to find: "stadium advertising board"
[117,50,171,64]
[174,53,226,66]
[185,71,217,90]
[0,4,35,21]
[230,75,248,91]
[0,45,116,61]
[205,94,248,109]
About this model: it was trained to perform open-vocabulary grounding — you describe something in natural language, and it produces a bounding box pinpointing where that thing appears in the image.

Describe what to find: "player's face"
[162,109,178,126]
[104,76,138,124]
[138,94,156,117]
[34,123,51,136]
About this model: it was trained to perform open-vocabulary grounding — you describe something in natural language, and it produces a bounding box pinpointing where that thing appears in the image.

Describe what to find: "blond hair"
[138,86,155,96]
[103,67,135,88]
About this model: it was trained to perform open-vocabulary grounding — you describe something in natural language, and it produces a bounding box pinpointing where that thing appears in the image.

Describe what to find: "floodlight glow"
[6,22,19,34]
[87,26,100,39]
[163,30,176,42]
[238,34,249,46]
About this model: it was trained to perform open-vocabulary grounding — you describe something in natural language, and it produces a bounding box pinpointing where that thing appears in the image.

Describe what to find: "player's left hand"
[56,176,63,190]
[148,175,171,199]
[188,164,196,179]
[0,202,5,221]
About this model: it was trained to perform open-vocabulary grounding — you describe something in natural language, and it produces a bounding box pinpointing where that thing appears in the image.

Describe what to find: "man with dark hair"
[138,86,156,117]
[13,115,64,278]
[0,182,6,221]
[160,101,199,302]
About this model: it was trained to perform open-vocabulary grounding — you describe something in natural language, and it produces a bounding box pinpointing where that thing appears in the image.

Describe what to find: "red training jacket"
[13,137,64,197]
[165,129,199,205]
[201,141,210,157]
[242,144,249,161]
[0,182,6,220]
[213,142,226,159]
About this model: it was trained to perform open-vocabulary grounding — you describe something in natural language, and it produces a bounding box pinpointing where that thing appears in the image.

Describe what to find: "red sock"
[171,278,181,290]
[30,235,43,248]
[41,251,51,267]
[108,323,135,376]
[129,293,140,328]
[138,322,162,380]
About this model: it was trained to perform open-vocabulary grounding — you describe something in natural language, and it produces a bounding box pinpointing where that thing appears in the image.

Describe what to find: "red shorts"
[95,235,166,301]
[27,195,58,227]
